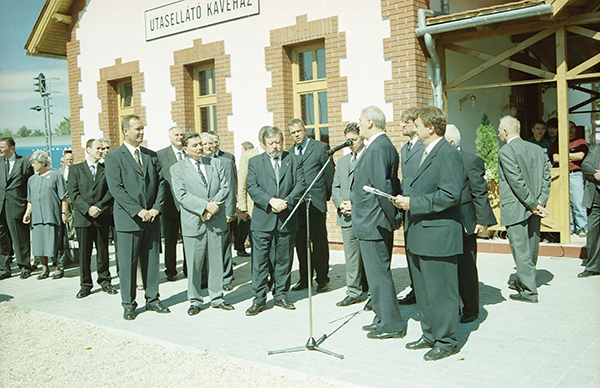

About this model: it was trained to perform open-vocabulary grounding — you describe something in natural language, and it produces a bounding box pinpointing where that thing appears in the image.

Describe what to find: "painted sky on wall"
[0,0,70,132]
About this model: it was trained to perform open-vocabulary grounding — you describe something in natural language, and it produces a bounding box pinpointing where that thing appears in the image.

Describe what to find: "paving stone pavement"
[1,244,599,387]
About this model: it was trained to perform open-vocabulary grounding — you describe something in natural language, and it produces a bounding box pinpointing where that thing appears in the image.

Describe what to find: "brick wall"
[66,0,86,163]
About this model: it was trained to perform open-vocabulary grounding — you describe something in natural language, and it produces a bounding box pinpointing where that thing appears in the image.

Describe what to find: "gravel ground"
[0,304,340,388]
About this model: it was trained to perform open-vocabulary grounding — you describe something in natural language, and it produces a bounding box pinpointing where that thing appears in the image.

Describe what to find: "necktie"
[349,153,357,172]
[296,145,302,155]
[196,161,208,187]
[4,159,9,182]
[418,150,428,168]
[407,141,412,153]
[177,151,183,161]
[273,158,280,197]
[90,164,96,181]
[134,149,143,175]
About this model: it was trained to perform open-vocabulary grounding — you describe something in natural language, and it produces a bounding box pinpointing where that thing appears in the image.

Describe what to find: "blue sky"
[0,0,70,132]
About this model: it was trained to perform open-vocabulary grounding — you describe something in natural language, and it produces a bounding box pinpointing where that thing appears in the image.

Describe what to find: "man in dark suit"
[445,125,497,323]
[498,115,551,303]
[105,115,169,321]
[332,123,368,307]
[245,126,306,316]
[393,106,463,361]
[157,126,186,281]
[397,107,425,306]
[69,139,117,299]
[0,137,34,280]
[170,132,234,315]
[350,106,405,340]
[287,118,334,293]
[580,145,600,278]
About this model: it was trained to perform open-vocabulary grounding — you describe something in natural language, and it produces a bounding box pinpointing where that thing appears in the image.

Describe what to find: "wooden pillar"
[555,27,571,244]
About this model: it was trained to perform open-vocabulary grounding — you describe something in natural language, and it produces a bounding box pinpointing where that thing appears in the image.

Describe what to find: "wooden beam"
[571,84,600,96]
[566,25,600,40]
[566,52,600,77]
[585,0,600,13]
[444,29,554,91]
[446,43,555,79]
[445,77,555,93]
[551,0,571,18]
[567,71,600,81]
[51,13,72,24]
[569,95,600,113]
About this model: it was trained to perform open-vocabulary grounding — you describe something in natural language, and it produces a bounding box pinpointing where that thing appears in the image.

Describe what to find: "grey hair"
[30,149,50,166]
[445,124,461,147]
[259,126,283,144]
[362,106,386,130]
[168,126,183,135]
[98,138,111,145]
[499,115,520,135]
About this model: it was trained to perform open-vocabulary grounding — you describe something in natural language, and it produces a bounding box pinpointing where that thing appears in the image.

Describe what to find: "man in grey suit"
[170,131,234,316]
[393,106,463,361]
[445,125,497,323]
[157,126,186,281]
[351,106,405,340]
[497,115,551,303]
[332,123,368,307]
[0,137,34,280]
[105,115,170,321]
[288,118,334,293]
[580,145,600,278]
[398,107,425,306]
[245,126,306,316]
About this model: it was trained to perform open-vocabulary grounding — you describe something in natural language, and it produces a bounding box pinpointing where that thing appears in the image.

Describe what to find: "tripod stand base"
[268,336,344,359]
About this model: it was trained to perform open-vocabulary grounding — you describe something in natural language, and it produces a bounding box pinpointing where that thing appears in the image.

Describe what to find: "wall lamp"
[500,103,518,117]
[459,93,477,110]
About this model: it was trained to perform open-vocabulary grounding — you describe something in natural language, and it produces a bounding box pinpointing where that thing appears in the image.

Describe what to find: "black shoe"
[101,284,118,295]
[274,298,296,310]
[223,284,233,291]
[76,288,92,299]
[507,279,523,291]
[19,272,31,280]
[51,271,64,280]
[213,302,235,311]
[187,305,202,316]
[366,329,406,340]
[460,314,478,324]
[291,281,308,291]
[398,290,416,305]
[146,301,171,313]
[363,299,373,311]
[509,293,538,303]
[245,302,267,316]
[424,347,455,361]
[236,250,251,257]
[37,271,49,280]
[578,270,600,278]
[0,272,10,280]
[123,308,136,321]
[362,323,377,332]
[316,283,329,293]
[166,274,177,282]
[405,336,434,350]
[336,296,361,307]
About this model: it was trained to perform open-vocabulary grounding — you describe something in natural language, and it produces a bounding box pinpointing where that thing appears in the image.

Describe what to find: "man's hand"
[339,200,352,215]
[61,213,69,224]
[88,206,101,218]
[391,195,410,211]
[226,216,234,223]
[201,210,212,222]
[532,202,549,218]
[474,224,488,234]
[269,198,288,213]
[594,169,600,182]
[137,209,152,222]
[148,209,160,222]
[23,213,30,224]
[206,202,220,215]
[238,211,249,222]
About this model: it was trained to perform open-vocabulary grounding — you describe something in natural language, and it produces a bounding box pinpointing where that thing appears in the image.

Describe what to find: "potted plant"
[475,113,501,231]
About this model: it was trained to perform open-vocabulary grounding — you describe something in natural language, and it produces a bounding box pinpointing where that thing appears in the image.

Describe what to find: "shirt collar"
[171,145,184,157]
[365,131,385,149]
[297,137,309,151]
[123,141,140,156]
[507,136,519,145]
[6,153,16,162]
[424,136,443,155]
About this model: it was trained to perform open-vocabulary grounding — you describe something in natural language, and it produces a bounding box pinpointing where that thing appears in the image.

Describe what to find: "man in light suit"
[497,115,551,303]
[445,125,497,323]
[245,126,306,316]
[235,141,255,256]
[332,123,368,307]
[157,126,186,281]
[350,106,405,340]
[171,131,234,316]
[105,115,170,321]
[0,137,34,280]
[580,145,600,278]
[69,139,117,299]
[393,106,463,361]
[288,118,334,293]
[398,107,425,306]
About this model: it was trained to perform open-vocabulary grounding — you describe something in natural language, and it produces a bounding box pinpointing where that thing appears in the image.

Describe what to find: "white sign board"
[145,0,260,41]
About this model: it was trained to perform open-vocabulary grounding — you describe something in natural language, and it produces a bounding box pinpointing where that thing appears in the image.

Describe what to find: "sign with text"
[145,0,259,41]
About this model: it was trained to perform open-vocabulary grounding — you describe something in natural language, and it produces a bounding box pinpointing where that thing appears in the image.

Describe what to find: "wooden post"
[555,27,571,245]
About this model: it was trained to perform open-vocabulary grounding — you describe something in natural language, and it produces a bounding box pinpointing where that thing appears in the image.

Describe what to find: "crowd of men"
[1,105,599,361]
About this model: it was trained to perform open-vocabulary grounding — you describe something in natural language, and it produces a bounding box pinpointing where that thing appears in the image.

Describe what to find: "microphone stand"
[268,155,344,360]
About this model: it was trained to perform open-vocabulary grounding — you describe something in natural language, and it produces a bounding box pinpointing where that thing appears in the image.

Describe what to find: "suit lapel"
[278,152,291,182]
[411,138,445,183]
[187,159,206,188]
[120,145,143,176]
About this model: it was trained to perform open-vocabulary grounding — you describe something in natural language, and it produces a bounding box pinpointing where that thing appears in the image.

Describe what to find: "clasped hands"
[202,201,221,222]
[137,208,160,222]
[390,195,410,211]
[269,197,288,213]
[339,200,352,216]
[532,202,549,218]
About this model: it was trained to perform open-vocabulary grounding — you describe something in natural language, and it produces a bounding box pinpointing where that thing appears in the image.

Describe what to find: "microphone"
[325,140,352,156]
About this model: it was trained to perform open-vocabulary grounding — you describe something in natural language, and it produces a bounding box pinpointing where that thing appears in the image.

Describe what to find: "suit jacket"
[498,137,552,227]
[459,150,497,235]
[170,157,228,237]
[58,165,70,182]
[288,139,334,213]
[0,154,33,219]
[350,133,402,240]
[104,144,165,232]
[214,154,236,218]
[582,144,600,209]
[237,147,260,215]
[247,151,306,233]
[157,146,182,217]
[331,152,355,227]
[406,137,463,257]
[400,139,425,196]
[68,161,113,228]
[215,149,235,164]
